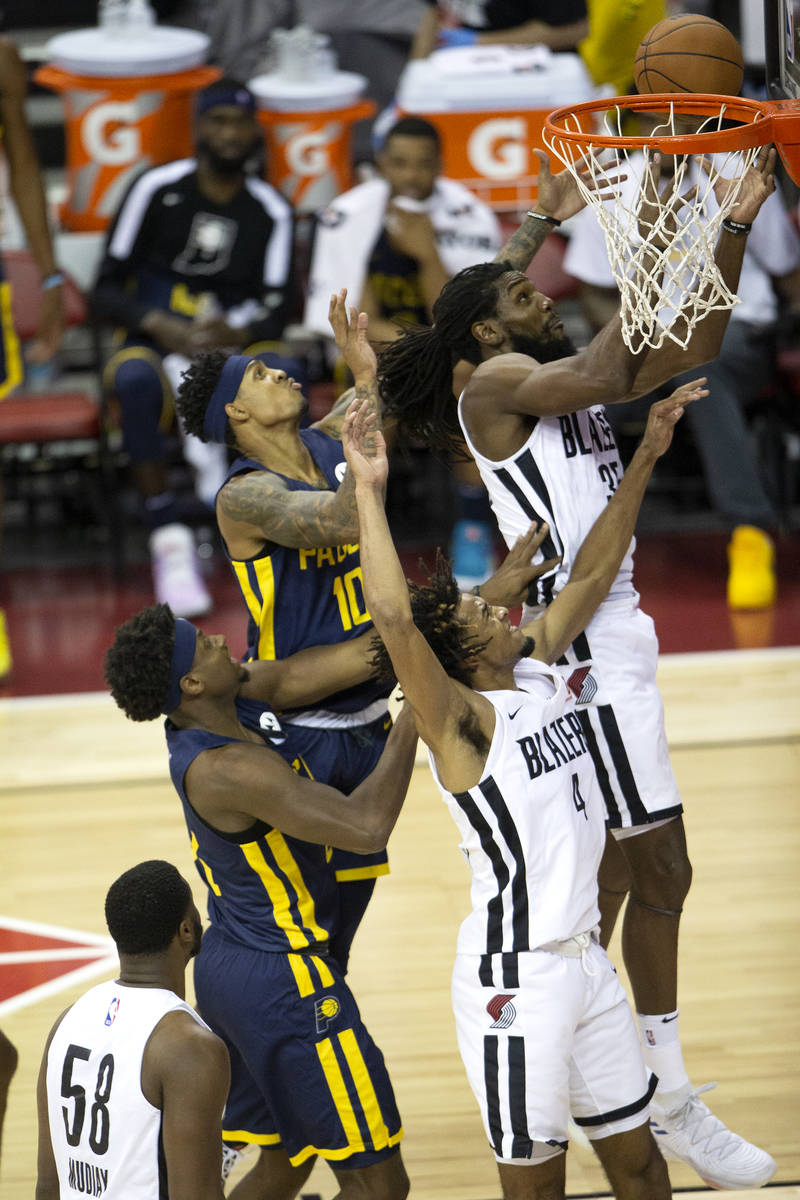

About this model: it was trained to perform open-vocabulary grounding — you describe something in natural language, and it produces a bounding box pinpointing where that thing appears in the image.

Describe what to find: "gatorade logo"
[82,100,141,165]
[286,129,332,177]
[467,118,529,180]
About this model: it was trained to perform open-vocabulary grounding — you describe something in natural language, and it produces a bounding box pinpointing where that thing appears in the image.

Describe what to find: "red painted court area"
[1,529,799,698]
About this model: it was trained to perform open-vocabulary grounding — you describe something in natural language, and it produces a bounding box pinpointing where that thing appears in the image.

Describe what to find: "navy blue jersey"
[166,696,338,953]
[223,427,393,716]
[366,229,428,329]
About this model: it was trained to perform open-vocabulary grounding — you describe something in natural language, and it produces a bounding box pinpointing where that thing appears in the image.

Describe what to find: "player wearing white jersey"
[376,147,779,1191]
[338,342,707,1196]
[36,861,229,1200]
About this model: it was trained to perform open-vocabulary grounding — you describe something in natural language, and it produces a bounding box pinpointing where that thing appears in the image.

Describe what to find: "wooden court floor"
[1,648,799,1198]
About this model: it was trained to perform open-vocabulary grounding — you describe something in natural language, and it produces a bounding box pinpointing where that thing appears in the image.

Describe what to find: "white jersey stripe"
[108,159,195,260]
[244,177,293,287]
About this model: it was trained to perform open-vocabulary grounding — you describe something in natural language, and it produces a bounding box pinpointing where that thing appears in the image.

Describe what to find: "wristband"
[721,218,752,235]
[526,211,561,227]
[41,271,65,290]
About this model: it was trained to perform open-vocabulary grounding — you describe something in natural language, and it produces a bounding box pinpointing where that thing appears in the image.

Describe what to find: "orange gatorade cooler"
[249,50,375,213]
[35,25,219,232]
[395,45,598,211]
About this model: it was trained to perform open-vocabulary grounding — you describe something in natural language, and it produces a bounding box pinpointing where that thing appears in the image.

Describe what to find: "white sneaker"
[649,1082,776,1189]
[221,1140,252,1184]
[150,522,212,618]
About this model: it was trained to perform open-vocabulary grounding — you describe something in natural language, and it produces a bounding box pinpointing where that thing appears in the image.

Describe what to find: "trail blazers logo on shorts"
[567,666,597,705]
[314,994,341,1033]
[486,993,517,1029]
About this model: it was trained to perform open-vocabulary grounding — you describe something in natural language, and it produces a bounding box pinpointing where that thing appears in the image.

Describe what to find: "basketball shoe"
[649,1082,776,1189]
[727,525,776,610]
[150,522,212,618]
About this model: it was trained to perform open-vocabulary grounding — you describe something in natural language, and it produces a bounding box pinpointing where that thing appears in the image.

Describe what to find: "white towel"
[303,175,502,336]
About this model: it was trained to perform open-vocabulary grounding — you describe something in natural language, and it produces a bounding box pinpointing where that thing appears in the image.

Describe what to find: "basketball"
[634,14,744,96]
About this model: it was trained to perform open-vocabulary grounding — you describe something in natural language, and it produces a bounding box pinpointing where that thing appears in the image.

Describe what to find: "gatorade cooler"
[395,45,598,211]
[35,27,219,232]
[248,71,375,214]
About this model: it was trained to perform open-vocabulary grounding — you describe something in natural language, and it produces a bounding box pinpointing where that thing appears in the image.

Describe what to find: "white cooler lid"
[397,46,596,112]
[45,26,209,77]
[248,70,366,113]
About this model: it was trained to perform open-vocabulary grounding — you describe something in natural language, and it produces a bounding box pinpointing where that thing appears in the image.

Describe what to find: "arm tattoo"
[493,217,551,272]
[218,471,360,548]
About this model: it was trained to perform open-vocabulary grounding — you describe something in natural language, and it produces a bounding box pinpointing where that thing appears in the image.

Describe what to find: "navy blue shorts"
[283,713,392,883]
[194,925,403,1168]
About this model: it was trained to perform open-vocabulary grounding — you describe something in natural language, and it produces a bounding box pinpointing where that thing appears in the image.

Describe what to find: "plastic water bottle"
[126,0,156,34]
[98,0,128,34]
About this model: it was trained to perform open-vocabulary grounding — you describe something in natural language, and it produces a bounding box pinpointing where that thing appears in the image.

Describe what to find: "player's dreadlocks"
[105,603,176,721]
[377,260,511,458]
[368,551,489,687]
[176,350,237,447]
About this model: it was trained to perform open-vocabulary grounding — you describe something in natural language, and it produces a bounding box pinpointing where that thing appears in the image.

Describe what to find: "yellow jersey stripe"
[316,1036,364,1154]
[190,831,221,895]
[266,829,327,943]
[310,955,335,988]
[335,863,391,882]
[240,841,309,950]
[338,1028,391,1150]
[232,559,265,633]
[287,952,314,997]
[0,282,23,400]
[252,555,277,660]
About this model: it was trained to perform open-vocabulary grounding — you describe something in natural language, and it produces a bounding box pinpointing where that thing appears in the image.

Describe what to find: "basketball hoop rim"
[543,92,782,155]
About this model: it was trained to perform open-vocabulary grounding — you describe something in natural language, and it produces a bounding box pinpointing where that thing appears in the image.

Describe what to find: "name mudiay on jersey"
[516,712,588,779]
[297,544,359,569]
[68,1159,108,1196]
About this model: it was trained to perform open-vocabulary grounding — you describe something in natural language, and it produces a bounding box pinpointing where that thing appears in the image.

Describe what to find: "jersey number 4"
[61,1044,115,1155]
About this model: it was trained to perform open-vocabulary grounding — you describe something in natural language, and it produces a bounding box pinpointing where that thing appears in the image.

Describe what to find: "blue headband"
[195,85,256,119]
[162,617,198,715]
[204,355,250,444]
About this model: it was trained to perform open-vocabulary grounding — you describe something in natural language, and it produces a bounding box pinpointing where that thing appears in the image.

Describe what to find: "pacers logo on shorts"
[314,994,341,1034]
[487,993,517,1029]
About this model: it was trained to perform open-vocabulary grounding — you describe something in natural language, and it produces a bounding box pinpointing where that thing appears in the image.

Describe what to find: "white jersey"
[459,394,638,621]
[46,979,208,1200]
[428,658,605,960]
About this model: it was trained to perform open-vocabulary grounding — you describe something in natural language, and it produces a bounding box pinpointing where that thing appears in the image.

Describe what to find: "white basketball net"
[543,103,761,350]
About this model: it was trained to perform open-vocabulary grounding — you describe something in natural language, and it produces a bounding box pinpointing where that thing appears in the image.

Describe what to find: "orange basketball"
[633,13,744,96]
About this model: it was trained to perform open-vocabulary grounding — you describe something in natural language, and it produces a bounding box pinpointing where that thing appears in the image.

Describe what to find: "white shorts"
[552,601,682,831]
[452,939,654,1162]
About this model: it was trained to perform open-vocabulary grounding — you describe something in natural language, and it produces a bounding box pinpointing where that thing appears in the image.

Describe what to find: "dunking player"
[173,155,609,975]
[375,148,778,1189]
[105,606,419,1199]
[36,860,229,1200]
[342,385,701,1199]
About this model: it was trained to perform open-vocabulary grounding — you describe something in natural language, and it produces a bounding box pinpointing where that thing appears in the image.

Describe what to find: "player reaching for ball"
[376,144,779,1190]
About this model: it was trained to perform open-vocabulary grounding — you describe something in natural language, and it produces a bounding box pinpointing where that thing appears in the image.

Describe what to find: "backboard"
[765,0,800,98]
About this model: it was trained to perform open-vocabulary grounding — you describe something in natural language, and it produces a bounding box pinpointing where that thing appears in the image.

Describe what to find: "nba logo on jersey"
[314,994,340,1034]
[104,996,120,1026]
[486,993,517,1029]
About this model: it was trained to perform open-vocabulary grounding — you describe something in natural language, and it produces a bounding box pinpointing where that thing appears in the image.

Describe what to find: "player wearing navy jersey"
[342,383,710,1198]
[375,150,778,1191]
[36,860,229,1200]
[175,291,396,977]
[90,77,294,619]
[104,606,418,1199]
